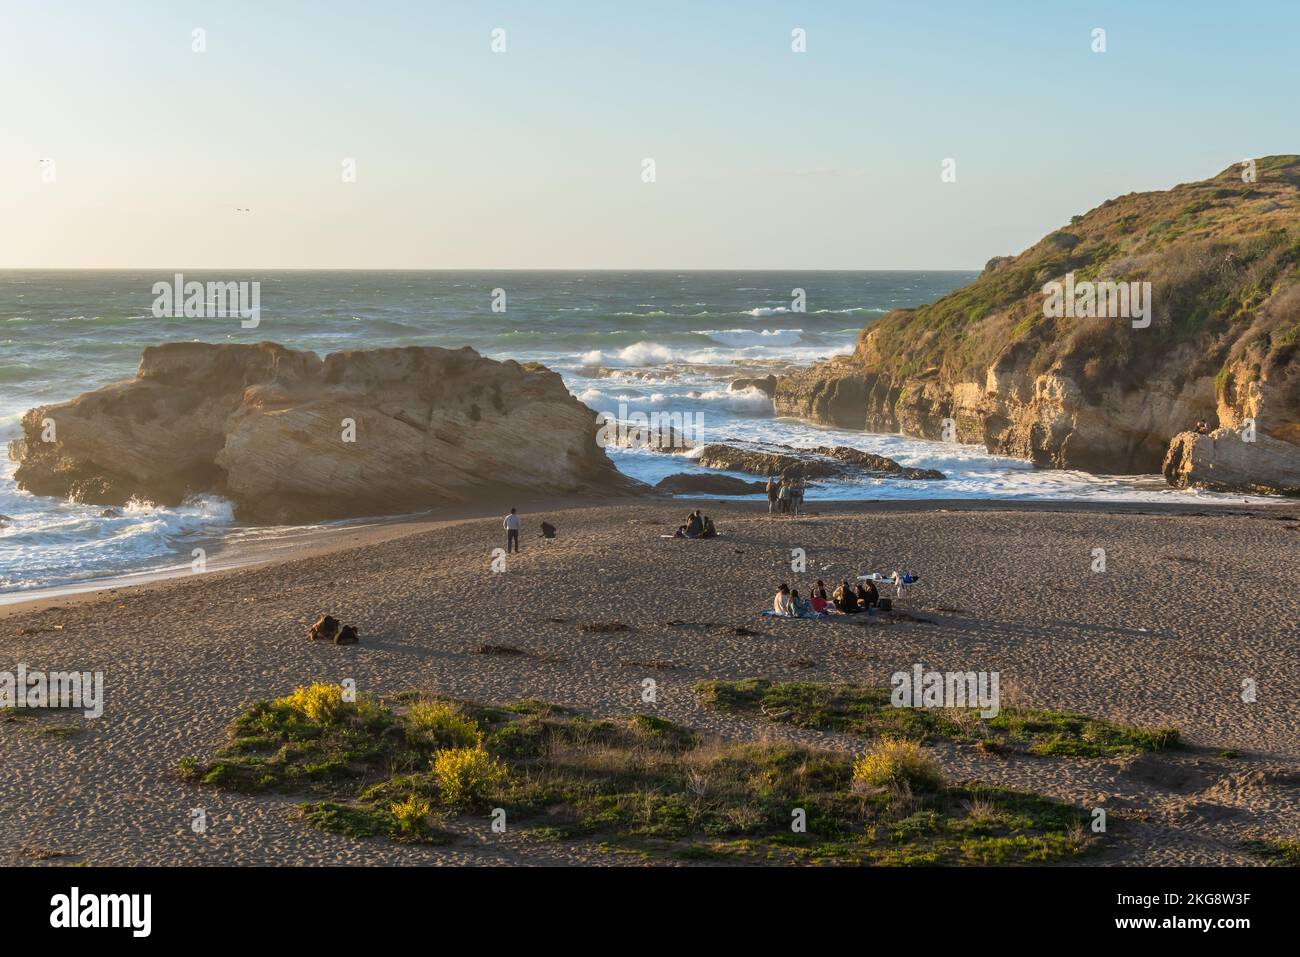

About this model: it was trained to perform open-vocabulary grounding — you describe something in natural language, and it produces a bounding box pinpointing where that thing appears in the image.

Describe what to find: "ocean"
[0,269,1229,594]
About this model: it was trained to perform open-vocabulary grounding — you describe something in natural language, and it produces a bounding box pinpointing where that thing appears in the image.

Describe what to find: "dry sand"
[2,498,1298,866]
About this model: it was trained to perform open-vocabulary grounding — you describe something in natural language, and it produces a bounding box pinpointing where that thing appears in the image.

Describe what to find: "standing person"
[778,477,791,515]
[504,507,520,553]
[791,478,803,516]
[766,476,780,516]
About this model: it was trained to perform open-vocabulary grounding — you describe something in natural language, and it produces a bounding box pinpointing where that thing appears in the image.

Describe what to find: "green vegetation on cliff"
[863,157,1300,407]
[776,157,1300,475]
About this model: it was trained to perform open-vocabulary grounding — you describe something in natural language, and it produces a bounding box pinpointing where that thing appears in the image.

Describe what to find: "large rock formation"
[1163,429,1300,495]
[775,157,1300,492]
[12,342,632,522]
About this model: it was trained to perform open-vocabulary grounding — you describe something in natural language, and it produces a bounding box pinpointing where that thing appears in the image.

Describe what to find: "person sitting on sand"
[701,515,717,538]
[810,579,829,613]
[774,583,792,616]
[791,588,813,617]
[685,510,704,537]
[855,579,879,610]
[832,580,858,613]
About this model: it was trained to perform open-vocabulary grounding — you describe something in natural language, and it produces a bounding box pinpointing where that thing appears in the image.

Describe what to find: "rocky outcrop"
[775,157,1300,483]
[729,374,778,398]
[692,443,943,481]
[654,473,768,496]
[1163,429,1300,495]
[12,341,633,522]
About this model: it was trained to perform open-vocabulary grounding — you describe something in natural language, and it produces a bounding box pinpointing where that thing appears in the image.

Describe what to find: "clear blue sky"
[2,0,1296,269]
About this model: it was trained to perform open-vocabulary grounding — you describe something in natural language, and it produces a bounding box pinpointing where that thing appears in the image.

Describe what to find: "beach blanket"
[761,609,830,619]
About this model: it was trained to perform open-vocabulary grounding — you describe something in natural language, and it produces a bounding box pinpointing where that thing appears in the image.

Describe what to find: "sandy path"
[2,499,1297,866]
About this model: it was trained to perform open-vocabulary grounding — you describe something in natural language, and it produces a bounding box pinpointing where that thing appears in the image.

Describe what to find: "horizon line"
[0,265,983,273]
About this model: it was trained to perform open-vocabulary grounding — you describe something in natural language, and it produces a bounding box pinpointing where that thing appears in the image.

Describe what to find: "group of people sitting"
[673,509,718,539]
[766,475,805,516]
[772,578,880,617]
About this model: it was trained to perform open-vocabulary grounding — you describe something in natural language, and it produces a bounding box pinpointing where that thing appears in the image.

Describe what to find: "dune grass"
[694,678,1180,758]
[181,683,1101,865]
[1242,837,1300,866]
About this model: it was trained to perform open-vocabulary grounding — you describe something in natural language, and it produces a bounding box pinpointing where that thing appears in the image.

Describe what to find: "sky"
[2,0,1297,270]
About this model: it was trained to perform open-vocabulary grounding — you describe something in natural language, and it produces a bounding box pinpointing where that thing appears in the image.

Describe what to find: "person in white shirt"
[773,582,792,616]
[504,508,520,553]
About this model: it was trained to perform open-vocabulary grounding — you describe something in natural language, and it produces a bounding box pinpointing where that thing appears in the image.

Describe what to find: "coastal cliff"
[11,341,631,522]
[776,157,1300,493]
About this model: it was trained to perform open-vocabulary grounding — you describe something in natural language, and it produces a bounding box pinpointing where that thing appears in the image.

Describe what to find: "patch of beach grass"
[299,800,453,844]
[1242,837,1300,865]
[190,687,1101,864]
[695,678,1179,758]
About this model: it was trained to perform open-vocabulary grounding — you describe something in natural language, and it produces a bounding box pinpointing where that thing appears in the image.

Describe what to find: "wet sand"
[2,498,1298,866]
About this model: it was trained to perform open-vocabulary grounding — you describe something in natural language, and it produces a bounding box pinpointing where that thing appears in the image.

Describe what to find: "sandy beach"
[2,497,1297,866]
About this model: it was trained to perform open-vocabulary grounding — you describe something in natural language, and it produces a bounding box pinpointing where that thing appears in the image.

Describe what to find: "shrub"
[406,702,480,749]
[431,747,509,806]
[279,682,348,723]
[852,738,944,793]
[390,795,433,834]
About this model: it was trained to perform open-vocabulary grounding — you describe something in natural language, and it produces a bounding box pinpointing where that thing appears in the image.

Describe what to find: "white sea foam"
[701,328,803,347]
[0,458,242,592]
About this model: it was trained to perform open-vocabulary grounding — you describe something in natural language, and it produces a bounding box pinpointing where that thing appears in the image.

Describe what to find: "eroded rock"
[654,473,768,495]
[693,443,943,481]
[14,342,634,522]
[1163,429,1300,495]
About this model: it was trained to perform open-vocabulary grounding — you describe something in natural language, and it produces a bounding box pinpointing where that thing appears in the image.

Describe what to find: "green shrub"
[280,682,348,723]
[431,747,509,806]
[406,702,480,749]
[853,738,944,792]
[390,795,433,834]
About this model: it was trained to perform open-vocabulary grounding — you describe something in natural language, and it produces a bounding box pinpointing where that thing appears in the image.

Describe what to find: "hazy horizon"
[5,0,1298,270]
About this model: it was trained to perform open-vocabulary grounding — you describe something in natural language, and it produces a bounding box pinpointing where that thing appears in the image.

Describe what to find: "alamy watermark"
[595,403,701,450]
[1,664,103,718]
[891,663,999,718]
[1043,272,1151,329]
[50,887,150,937]
[151,273,261,328]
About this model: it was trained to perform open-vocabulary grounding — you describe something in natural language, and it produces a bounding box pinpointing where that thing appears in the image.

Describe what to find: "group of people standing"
[772,578,880,617]
[766,475,805,516]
